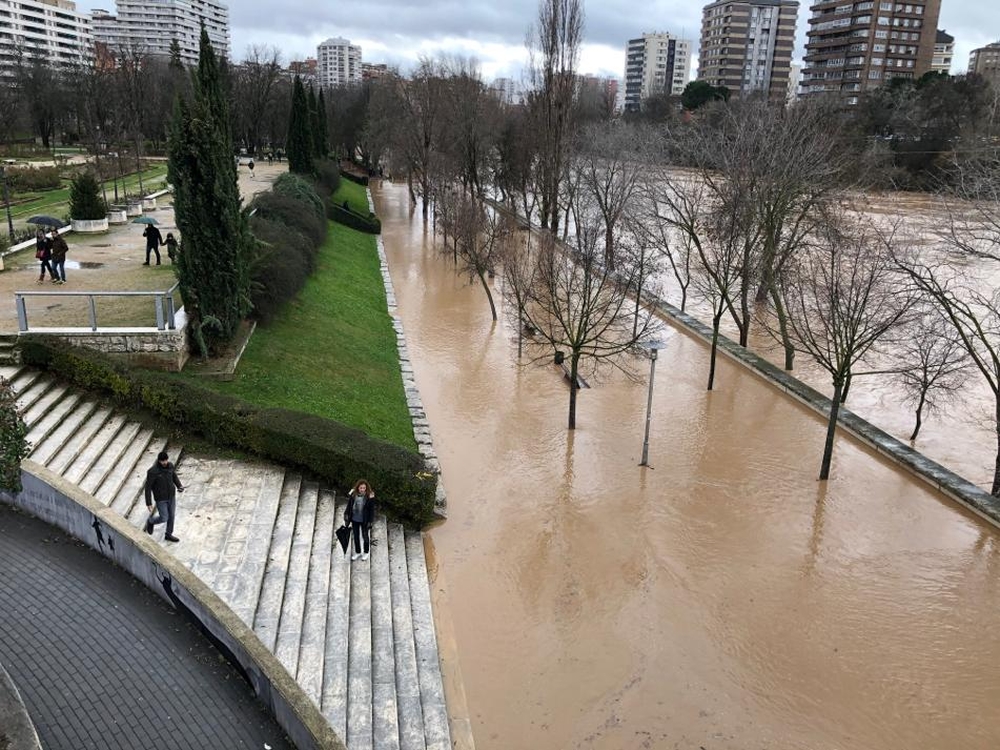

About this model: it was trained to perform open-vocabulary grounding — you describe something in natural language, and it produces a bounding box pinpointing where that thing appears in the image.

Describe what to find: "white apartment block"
[931,29,953,75]
[91,0,230,66]
[317,37,361,87]
[0,0,93,73]
[624,32,692,111]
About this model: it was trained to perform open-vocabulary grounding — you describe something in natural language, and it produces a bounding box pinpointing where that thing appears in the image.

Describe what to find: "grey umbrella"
[26,215,67,228]
[132,216,159,225]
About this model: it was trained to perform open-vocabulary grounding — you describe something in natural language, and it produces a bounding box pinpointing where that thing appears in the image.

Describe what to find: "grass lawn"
[332,179,371,215]
[181,221,415,451]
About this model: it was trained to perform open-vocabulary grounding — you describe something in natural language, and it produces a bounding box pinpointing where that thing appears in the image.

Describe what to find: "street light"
[639,339,664,467]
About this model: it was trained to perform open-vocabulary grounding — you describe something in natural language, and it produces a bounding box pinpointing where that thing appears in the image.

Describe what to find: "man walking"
[144,451,184,542]
[142,224,163,266]
[49,229,69,284]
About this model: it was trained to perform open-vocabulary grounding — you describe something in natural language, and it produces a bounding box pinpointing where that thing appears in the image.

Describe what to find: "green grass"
[332,179,371,215]
[179,221,415,450]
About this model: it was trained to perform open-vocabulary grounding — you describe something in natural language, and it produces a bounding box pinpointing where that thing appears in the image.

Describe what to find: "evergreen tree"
[307,85,321,158]
[168,38,183,71]
[286,76,313,174]
[316,88,329,159]
[69,172,107,220]
[168,27,252,356]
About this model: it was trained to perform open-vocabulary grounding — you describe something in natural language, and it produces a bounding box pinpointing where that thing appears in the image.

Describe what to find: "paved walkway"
[0,504,295,750]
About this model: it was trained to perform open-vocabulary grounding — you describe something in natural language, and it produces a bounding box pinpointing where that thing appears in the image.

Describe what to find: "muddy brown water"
[375,182,1000,750]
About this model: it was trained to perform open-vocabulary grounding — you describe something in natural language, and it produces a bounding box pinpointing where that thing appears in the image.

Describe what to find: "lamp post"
[640,340,663,467]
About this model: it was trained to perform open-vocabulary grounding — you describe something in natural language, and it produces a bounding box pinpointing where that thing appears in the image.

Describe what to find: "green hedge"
[328,202,381,234]
[19,339,437,528]
[340,170,369,187]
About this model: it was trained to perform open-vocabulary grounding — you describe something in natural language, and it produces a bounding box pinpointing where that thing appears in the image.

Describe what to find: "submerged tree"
[168,27,253,356]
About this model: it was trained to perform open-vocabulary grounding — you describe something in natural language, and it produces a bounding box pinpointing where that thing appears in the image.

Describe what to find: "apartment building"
[624,31,692,111]
[316,37,361,87]
[931,28,953,74]
[801,0,943,104]
[698,0,799,101]
[91,0,230,65]
[969,42,1000,88]
[0,0,92,73]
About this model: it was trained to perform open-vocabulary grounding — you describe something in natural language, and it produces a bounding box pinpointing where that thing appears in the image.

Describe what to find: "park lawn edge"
[331,179,370,215]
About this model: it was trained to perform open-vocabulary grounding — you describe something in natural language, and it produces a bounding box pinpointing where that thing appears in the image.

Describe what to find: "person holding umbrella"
[34,229,53,284]
[142,221,163,265]
[344,479,376,561]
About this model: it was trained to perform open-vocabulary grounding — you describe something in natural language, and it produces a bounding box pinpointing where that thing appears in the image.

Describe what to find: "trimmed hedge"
[340,170,369,187]
[329,202,382,234]
[19,338,438,528]
[272,172,325,222]
[313,159,342,198]
[7,166,62,192]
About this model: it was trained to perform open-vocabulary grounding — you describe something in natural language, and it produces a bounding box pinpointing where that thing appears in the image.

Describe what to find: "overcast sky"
[77,1,997,81]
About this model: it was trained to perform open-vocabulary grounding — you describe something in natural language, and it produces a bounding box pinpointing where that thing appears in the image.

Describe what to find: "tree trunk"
[605,224,615,270]
[680,286,687,313]
[992,398,1000,497]
[633,252,645,339]
[910,391,927,441]
[770,285,795,371]
[840,371,852,404]
[568,352,580,430]
[478,271,497,321]
[820,380,844,481]
[708,313,722,391]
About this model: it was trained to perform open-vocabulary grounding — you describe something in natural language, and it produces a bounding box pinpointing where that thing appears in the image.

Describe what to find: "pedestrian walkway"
[0,504,294,750]
[1,364,453,750]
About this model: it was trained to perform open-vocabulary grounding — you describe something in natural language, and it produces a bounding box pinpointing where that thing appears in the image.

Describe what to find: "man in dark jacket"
[144,451,185,541]
[49,230,69,284]
[142,224,164,266]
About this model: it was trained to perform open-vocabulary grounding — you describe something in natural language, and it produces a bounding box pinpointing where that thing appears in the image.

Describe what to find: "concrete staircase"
[0,334,19,365]
[1,365,453,750]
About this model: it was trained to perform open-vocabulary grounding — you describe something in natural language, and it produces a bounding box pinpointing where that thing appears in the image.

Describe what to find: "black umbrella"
[335,524,351,555]
[26,215,67,228]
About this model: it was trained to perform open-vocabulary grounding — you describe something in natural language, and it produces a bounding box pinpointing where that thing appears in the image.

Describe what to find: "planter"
[141,197,157,211]
[107,209,128,225]
[71,217,109,234]
[125,202,143,217]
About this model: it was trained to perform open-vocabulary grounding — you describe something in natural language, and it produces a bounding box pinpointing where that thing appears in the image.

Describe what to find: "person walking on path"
[144,451,185,542]
[34,229,53,283]
[345,479,375,561]
[49,230,69,284]
[143,224,164,266]
[248,159,255,180]
[165,232,179,264]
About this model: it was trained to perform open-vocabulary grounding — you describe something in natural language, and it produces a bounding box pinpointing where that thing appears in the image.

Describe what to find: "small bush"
[6,166,62,192]
[313,159,341,198]
[19,339,438,527]
[249,217,312,324]
[252,192,326,249]
[328,202,381,234]
[272,173,325,222]
[69,171,107,220]
[0,377,30,493]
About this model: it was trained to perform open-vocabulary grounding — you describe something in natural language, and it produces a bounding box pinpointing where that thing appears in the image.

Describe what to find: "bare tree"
[231,45,283,156]
[892,312,971,441]
[448,198,513,321]
[526,0,584,234]
[396,58,449,216]
[636,176,694,312]
[778,219,913,480]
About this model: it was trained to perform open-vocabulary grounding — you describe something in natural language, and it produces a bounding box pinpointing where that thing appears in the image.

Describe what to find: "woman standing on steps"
[346,479,375,561]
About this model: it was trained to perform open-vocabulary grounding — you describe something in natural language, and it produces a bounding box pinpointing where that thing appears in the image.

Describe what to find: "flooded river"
[375,181,1000,750]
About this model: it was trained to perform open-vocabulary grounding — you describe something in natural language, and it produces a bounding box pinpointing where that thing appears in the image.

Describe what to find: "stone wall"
[0,662,42,750]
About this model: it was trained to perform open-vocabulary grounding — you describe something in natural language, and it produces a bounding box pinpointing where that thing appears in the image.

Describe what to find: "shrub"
[6,166,62,192]
[273,172,325,222]
[19,339,438,527]
[249,217,312,324]
[252,192,326,249]
[69,172,108,220]
[0,376,30,493]
[313,159,341,198]
[328,201,381,234]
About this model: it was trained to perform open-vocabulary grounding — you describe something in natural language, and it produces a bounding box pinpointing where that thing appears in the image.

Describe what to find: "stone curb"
[0,662,42,750]
[367,188,448,517]
[2,460,347,750]
[653,298,1000,529]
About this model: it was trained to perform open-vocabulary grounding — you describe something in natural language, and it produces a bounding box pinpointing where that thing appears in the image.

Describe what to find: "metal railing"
[14,283,180,333]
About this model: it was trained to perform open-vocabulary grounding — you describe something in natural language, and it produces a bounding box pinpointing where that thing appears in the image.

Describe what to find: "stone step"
[406,532,451,750]
[347,525,374,750]
[117,439,179,522]
[24,391,83,455]
[86,425,152,504]
[296,489,336,706]
[214,466,287,626]
[371,515,400,750]
[253,473,303,652]
[30,399,100,467]
[0,365,22,382]
[274,481,319,675]
[388,522,425,750]
[44,406,113,476]
[21,381,70,428]
[321,500,353,740]
[161,454,223,573]
[75,418,137,492]
[8,368,41,397]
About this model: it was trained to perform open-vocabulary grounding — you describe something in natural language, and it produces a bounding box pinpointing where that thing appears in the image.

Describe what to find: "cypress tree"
[316,88,329,159]
[286,76,313,174]
[168,27,252,356]
[307,85,322,159]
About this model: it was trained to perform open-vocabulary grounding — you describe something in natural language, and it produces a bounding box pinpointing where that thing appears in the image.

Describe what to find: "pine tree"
[316,88,329,159]
[286,76,313,174]
[168,27,252,356]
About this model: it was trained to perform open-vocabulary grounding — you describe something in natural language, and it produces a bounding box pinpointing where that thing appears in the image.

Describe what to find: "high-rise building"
[316,37,361,87]
[90,1,230,65]
[623,32,692,111]
[969,42,1000,87]
[0,0,93,75]
[801,0,942,105]
[931,29,953,74]
[698,0,799,101]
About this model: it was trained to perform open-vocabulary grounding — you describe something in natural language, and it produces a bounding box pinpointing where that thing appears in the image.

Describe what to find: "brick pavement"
[0,504,295,750]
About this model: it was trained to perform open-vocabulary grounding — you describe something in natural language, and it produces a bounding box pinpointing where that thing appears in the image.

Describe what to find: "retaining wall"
[1,460,346,750]
[0,662,42,750]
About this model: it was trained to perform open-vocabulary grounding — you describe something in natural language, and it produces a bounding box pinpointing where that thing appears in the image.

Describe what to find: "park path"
[0,503,293,750]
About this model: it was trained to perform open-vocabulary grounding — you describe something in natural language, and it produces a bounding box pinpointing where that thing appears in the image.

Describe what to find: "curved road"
[0,504,294,750]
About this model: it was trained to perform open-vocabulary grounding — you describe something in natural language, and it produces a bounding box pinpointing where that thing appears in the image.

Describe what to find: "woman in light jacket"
[345,479,375,561]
